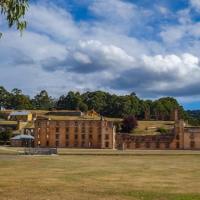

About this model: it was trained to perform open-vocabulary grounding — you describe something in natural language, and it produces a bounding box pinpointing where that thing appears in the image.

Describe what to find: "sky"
[0,0,200,110]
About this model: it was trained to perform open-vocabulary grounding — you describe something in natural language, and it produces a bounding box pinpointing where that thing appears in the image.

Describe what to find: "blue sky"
[0,0,200,110]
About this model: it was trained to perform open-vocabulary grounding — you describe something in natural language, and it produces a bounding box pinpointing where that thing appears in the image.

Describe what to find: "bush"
[0,129,12,144]
[121,115,138,133]
[157,127,168,134]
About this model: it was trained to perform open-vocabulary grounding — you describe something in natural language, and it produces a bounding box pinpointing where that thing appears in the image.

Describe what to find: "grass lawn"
[0,151,200,200]
[133,121,175,135]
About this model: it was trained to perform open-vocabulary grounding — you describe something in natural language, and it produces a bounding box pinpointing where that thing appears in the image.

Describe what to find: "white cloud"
[88,0,152,35]
[26,3,80,41]
[160,26,186,44]
[73,52,91,64]
[142,53,200,79]
[79,40,135,64]
[190,0,200,11]
[0,31,67,62]
[89,0,137,21]
[0,0,200,103]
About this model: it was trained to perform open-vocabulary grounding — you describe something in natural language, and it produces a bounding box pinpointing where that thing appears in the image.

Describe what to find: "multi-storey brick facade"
[34,115,200,150]
[117,120,200,150]
[6,109,200,150]
[34,116,116,149]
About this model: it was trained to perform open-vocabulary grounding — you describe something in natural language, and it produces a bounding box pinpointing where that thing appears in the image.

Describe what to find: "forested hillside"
[0,86,187,120]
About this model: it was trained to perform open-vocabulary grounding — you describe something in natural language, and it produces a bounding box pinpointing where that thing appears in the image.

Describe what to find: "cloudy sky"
[0,0,200,109]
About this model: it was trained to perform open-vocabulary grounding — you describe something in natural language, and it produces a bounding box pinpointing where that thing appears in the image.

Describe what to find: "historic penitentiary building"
[34,114,116,149]
[4,109,200,150]
[117,120,200,150]
[34,116,200,150]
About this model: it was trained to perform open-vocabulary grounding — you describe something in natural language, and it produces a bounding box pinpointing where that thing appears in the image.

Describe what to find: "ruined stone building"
[117,120,200,150]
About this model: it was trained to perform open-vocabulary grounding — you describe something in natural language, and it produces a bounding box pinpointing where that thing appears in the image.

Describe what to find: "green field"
[0,148,200,200]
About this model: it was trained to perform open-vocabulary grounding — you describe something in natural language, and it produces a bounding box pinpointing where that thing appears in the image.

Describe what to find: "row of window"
[126,141,196,149]
[57,133,110,140]
[38,127,110,135]
[126,142,179,149]
[56,127,102,134]
[38,121,103,127]
[38,133,110,140]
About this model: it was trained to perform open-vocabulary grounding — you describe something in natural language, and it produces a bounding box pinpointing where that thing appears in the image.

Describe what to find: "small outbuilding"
[10,134,34,147]
[8,111,33,122]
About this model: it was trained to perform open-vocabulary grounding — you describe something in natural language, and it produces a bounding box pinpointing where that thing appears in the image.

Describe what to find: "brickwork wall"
[116,120,200,150]
[34,119,115,149]
[183,128,200,150]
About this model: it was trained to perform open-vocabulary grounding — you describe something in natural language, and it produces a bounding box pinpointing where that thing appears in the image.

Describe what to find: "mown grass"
[0,147,24,155]
[0,153,200,200]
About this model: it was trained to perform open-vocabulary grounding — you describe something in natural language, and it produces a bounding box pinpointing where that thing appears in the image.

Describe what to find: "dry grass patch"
[0,154,200,200]
[132,120,175,135]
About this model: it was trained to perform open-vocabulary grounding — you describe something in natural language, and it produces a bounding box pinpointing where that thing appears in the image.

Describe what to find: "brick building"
[4,109,200,150]
[34,114,200,150]
[34,116,116,149]
[117,120,200,150]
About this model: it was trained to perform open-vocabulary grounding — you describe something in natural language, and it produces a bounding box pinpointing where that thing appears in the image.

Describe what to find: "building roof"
[10,111,31,116]
[11,134,34,140]
[35,115,119,122]
[37,115,101,121]
[46,110,83,116]
[0,120,18,125]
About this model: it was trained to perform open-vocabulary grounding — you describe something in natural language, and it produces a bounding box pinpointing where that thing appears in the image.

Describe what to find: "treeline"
[0,86,187,120]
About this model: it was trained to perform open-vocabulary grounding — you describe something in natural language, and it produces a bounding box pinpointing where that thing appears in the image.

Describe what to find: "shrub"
[121,115,138,133]
[157,127,168,134]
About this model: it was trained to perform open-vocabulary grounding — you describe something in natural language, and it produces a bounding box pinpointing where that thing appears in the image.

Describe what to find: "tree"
[0,86,189,121]
[139,100,152,120]
[103,94,140,118]
[82,91,108,114]
[0,129,12,144]
[153,101,166,120]
[0,0,29,37]
[10,88,32,109]
[0,86,11,108]
[57,91,88,112]
[32,90,54,110]
[121,115,138,133]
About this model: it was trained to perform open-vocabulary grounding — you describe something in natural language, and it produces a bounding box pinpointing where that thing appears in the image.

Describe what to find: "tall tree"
[57,91,88,112]
[82,91,108,114]
[0,86,11,108]
[32,90,54,110]
[10,88,32,109]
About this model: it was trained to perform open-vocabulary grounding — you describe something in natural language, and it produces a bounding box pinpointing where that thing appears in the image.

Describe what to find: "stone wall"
[34,118,115,149]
